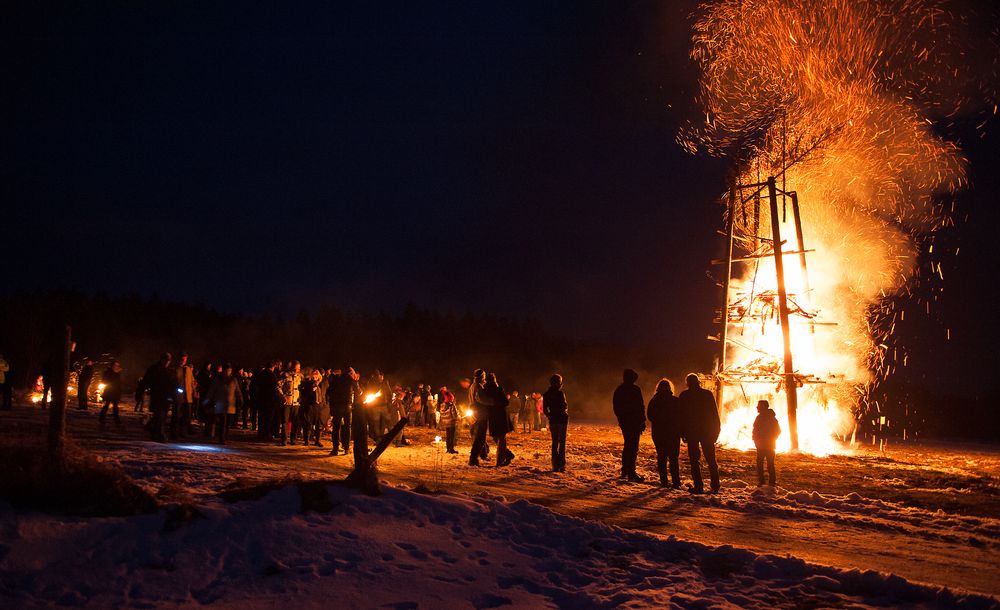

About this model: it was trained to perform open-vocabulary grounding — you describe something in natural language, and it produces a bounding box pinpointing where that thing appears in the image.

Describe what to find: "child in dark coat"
[751,400,781,486]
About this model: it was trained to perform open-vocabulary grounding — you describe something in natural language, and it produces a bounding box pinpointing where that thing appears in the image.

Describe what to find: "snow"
[1,405,999,608]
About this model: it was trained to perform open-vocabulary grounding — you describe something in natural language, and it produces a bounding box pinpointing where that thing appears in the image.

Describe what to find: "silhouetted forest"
[0,290,699,419]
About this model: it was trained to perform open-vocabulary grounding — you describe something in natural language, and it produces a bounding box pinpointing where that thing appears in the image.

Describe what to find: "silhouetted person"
[468,369,492,466]
[543,374,568,472]
[0,353,11,410]
[678,374,721,493]
[253,361,281,441]
[613,368,646,482]
[206,363,242,444]
[77,359,94,410]
[140,353,175,442]
[647,378,681,488]
[327,367,355,456]
[364,370,392,443]
[752,400,781,486]
[486,372,513,466]
[99,361,123,425]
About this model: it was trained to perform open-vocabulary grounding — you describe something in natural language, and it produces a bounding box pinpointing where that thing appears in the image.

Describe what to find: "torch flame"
[363,390,382,405]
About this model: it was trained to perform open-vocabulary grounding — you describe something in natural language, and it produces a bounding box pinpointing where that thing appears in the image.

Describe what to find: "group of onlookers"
[13,350,784,489]
[614,369,780,492]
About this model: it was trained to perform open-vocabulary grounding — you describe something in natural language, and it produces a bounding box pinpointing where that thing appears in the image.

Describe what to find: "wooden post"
[768,178,799,450]
[789,192,814,333]
[47,324,72,454]
[346,416,408,495]
[716,186,736,408]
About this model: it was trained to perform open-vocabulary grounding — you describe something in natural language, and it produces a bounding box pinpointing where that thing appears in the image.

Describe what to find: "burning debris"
[681,0,997,455]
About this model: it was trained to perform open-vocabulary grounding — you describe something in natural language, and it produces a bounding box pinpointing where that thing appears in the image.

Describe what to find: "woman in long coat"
[485,373,513,467]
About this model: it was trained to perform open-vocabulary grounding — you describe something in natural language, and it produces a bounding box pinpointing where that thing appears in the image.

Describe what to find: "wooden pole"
[768,178,799,450]
[716,186,736,408]
[47,324,72,454]
[789,192,814,333]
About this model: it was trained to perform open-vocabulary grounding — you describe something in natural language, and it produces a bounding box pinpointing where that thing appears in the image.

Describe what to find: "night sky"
[5,2,999,389]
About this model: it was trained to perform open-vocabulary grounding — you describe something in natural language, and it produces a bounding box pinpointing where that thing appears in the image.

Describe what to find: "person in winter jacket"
[612,368,646,482]
[646,378,681,488]
[437,386,459,453]
[206,363,243,444]
[299,368,330,448]
[326,367,355,456]
[468,369,493,466]
[278,361,303,446]
[99,361,123,425]
[485,373,513,466]
[752,400,781,486]
[542,374,568,472]
[173,352,196,438]
[364,370,392,442]
[678,374,721,493]
[140,353,176,442]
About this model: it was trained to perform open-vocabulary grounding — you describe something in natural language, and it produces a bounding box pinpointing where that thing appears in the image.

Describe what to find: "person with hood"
[486,372,513,467]
[99,360,123,425]
[252,361,282,442]
[542,374,568,472]
[646,378,682,488]
[752,399,781,486]
[678,374,721,493]
[612,368,646,482]
[206,363,243,444]
[437,385,459,454]
[299,368,330,448]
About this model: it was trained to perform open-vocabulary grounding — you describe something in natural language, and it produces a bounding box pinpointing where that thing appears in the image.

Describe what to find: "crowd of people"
[14,352,784,491]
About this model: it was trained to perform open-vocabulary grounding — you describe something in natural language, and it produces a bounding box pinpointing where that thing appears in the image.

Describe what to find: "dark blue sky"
[4,1,999,384]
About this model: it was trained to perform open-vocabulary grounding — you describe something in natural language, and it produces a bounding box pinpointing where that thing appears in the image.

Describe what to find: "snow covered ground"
[1,404,999,608]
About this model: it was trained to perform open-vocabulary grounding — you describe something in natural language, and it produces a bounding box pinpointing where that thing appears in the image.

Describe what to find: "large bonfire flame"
[680,0,996,455]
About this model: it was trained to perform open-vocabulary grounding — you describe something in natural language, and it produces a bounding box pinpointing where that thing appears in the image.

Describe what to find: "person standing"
[206,363,243,444]
[647,378,682,488]
[752,400,781,487]
[678,374,721,494]
[613,368,646,482]
[0,353,11,411]
[418,383,432,427]
[300,368,330,448]
[327,366,355,456]
[254,361,282,441]
[437,385,459,454]
[486,372,512,467]
[99,361,123,425]
[195,362,214,430]
[364,370,392,442]
[542,374,568,472]
[140,353,175,442]
[517,390,531,433]
[173,352,196,438]
[467,369,492,466]
[77,359,95,410]
[278,361,303,446]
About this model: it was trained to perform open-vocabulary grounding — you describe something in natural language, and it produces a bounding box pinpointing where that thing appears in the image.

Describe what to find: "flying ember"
[681,0,995,455]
